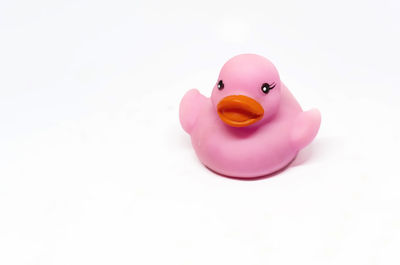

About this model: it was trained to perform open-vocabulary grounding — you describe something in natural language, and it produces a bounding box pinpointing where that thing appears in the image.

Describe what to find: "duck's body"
[179,54,321,178]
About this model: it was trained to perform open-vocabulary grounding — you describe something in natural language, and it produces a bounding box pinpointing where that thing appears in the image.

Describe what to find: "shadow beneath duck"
[291,145,314,167]
[291,137,332,167]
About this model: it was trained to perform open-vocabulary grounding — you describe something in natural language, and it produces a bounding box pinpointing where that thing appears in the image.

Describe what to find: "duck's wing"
[179,89,207,134]
[290,108,321,150]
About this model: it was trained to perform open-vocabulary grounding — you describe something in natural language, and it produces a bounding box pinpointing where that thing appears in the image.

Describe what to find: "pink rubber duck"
[179,54,321,179]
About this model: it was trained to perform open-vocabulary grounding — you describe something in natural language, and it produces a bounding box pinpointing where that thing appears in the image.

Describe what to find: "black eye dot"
[261,82,276,94]
[217,80,224,90]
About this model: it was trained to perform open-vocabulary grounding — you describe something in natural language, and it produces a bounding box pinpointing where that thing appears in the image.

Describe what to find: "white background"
[1,0,399,264]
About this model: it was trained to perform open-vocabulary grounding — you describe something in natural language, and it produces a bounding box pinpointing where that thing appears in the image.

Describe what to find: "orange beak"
[217,95,264,127]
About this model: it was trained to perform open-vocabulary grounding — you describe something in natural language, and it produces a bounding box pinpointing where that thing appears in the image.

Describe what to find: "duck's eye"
[261,82,276,94]
[217,80,224,90]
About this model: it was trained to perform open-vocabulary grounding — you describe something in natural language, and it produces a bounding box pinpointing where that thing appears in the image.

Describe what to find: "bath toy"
[179,54,321,178]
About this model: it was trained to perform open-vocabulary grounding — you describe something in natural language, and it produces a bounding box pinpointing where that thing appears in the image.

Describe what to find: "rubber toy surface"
[179,54,321,179]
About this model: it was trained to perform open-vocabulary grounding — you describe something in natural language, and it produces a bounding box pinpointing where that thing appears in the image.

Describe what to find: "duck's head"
[211,54,281,128]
